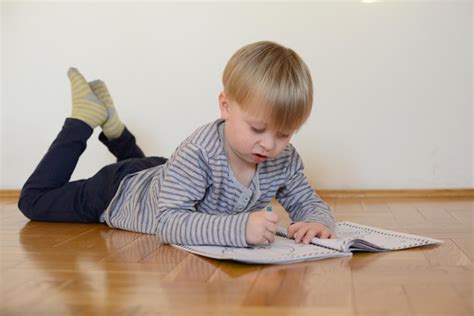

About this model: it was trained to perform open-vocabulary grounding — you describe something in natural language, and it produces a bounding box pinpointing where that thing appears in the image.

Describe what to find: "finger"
[327,230,336,239]
[264,230,276,244]
[302,229,317,244]
[294,226,311,243]
[319,230,330,239]
[263,211,279,223]
[288,222,304,238]
[265,223,277,235]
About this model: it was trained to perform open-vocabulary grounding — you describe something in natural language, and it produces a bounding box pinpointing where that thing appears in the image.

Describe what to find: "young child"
[18,41,336,247]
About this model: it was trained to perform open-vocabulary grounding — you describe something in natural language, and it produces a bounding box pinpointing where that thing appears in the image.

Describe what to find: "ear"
[219,91,231,120]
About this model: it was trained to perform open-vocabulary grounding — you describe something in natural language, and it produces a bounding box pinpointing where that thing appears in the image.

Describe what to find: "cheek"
[232,127,252,148]
[275,139,290,152]
[241,131,256,147]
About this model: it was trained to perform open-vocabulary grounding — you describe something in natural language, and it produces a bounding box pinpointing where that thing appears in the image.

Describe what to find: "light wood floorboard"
[1,196,473,315]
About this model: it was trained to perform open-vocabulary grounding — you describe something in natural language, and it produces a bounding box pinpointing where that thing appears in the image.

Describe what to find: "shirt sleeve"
[275,146,336,231]
[155,143,249,247]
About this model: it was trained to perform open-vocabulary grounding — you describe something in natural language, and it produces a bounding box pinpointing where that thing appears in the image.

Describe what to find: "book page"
[312,222,443,252]
[172,235,350,264]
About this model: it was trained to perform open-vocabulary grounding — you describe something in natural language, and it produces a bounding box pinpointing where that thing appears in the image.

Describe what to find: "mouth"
[252,153,268,163]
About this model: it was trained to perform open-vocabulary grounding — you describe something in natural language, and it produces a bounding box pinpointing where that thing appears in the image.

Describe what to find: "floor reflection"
[16,221,359,313]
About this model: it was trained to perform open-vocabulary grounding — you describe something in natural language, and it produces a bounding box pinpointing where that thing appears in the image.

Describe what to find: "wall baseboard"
[1,189,473,200]
[0,190,22,199]
[318,189,474,199]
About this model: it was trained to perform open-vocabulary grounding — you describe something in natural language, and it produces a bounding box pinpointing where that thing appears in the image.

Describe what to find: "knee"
[17,190,39,221]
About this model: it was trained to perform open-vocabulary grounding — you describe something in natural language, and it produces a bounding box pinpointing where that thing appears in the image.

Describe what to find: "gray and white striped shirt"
[101,119,335,247]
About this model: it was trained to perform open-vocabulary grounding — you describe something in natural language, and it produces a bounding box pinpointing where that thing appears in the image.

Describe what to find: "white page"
[173,235,351,264]
[312,222,443,252]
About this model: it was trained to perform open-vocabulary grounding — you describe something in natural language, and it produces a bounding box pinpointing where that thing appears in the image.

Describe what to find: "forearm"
[276,156,336,231]
[279,186,336,231]
[156,209,250,247]
[290,201,336,231]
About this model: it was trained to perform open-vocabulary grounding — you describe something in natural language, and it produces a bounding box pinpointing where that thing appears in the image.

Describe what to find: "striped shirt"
[101,119,335,247]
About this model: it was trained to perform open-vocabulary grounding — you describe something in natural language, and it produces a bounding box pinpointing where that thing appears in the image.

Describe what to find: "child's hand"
[288,222,336,244]
[246,209,279,246]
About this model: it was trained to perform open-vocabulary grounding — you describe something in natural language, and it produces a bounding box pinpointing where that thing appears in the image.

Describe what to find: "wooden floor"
[1,196,473,316]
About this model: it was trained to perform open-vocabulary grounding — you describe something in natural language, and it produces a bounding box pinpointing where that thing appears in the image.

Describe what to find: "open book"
[172,221,443,264]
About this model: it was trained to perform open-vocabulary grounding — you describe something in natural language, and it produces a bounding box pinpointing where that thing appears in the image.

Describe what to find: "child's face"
[219,92,294,166]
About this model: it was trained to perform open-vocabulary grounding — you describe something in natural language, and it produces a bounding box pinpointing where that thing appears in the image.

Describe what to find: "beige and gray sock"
[89,80,125,139]
[68,67,107,129]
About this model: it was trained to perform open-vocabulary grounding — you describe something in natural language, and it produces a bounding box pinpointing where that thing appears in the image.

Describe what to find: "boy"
[18,41,336,247]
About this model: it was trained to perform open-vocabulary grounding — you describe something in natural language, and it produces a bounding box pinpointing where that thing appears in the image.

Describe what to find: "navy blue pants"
[18,118,167,223]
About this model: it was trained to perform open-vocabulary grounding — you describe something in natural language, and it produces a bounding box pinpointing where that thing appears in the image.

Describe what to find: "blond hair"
[222,41,313,132]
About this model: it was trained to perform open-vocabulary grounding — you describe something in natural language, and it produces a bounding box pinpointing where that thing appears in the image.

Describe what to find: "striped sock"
[68,68,107,129]
[89,80,125,140]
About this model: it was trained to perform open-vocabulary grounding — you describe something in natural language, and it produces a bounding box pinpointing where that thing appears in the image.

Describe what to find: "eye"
[277,132,290,139]
[251,127,265,134]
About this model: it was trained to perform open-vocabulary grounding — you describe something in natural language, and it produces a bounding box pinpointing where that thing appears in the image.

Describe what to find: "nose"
[259,133,276,152]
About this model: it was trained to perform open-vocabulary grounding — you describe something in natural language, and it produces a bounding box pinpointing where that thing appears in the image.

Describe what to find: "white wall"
[1,1,472,190]
[0,2,3,190]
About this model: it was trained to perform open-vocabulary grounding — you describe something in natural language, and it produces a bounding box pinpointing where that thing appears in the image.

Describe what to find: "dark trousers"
[18,118,167,223]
